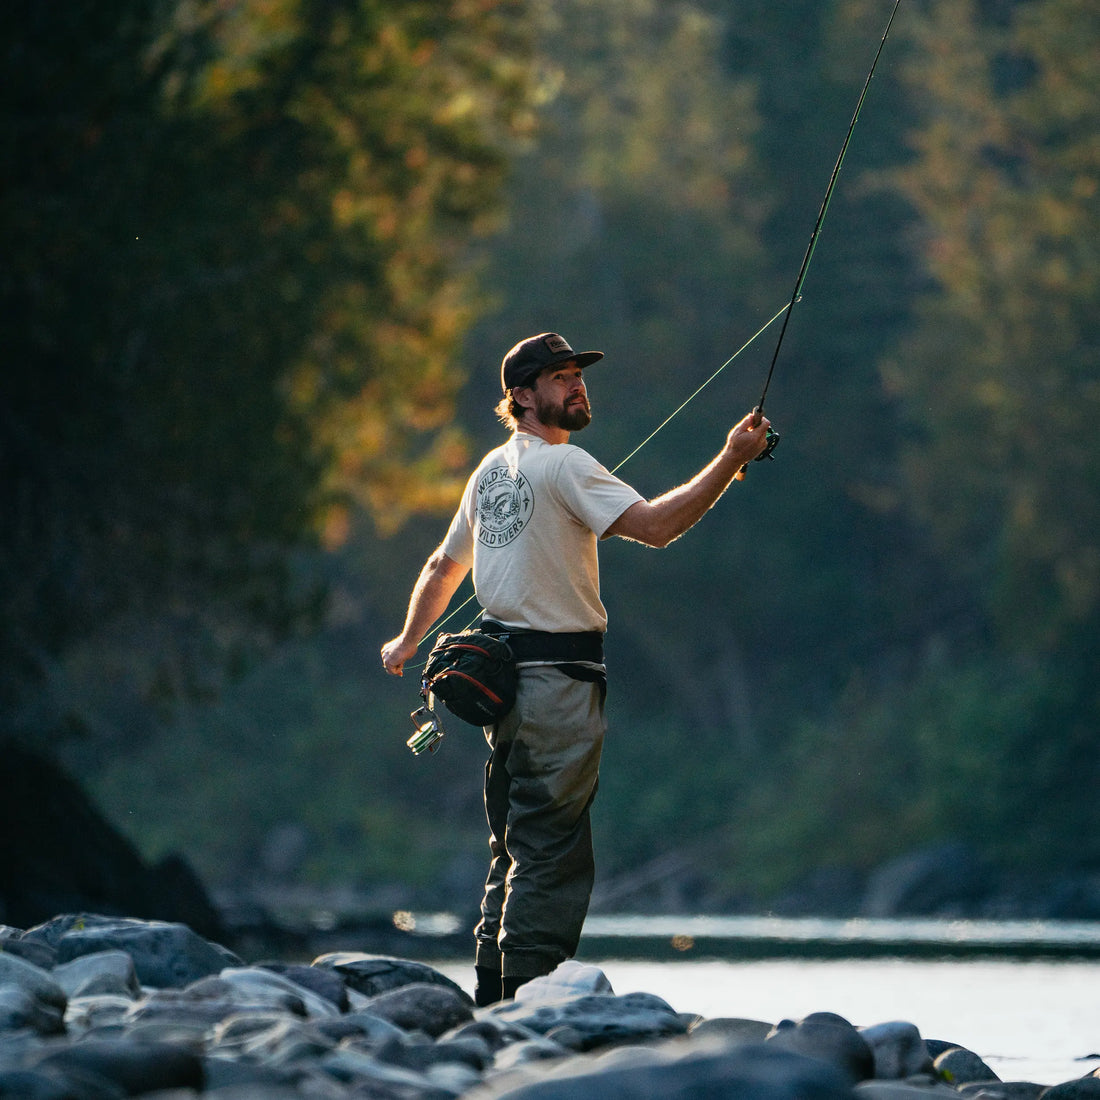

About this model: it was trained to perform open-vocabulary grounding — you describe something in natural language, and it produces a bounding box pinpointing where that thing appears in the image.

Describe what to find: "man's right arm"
[605,409,771,548]
[381,547,470,676]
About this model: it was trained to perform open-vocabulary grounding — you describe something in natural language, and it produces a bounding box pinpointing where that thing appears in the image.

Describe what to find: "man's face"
[530,362,592,431]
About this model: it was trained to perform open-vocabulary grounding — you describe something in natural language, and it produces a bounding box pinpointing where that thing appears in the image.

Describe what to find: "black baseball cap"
[500,332,604,392]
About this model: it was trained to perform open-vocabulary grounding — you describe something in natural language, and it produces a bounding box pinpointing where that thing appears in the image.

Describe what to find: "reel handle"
[734,412,779,481]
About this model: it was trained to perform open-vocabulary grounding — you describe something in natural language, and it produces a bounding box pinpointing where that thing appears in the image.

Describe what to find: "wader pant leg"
[473,665,606,981]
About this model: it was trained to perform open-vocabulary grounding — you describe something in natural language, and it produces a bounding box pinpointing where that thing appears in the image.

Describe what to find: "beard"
[535,390,592,432]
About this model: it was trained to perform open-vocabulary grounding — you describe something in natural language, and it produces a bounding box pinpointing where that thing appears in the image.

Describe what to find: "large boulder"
[0,738,223,938]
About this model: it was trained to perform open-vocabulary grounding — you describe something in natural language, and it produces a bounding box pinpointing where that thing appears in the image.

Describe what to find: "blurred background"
[3,0,1098,945]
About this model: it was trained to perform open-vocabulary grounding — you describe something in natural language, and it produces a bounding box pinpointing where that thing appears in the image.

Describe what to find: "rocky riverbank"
[2,913,1098,1099]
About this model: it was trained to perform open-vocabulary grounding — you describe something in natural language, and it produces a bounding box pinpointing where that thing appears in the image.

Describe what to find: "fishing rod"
[735,0,903,481]
[404,0,904,676]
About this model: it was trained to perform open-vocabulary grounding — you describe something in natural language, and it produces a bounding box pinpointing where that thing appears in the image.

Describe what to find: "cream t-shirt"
[441,432,644,633]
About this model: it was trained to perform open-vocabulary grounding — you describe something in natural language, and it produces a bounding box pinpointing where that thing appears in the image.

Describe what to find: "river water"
[428,917,1100,1087]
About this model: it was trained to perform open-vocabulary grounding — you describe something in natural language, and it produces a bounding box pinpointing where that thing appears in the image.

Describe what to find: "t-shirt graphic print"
[475,466,534,548]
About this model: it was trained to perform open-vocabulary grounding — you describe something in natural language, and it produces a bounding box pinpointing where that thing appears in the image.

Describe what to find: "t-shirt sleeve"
[439,472,477,567]
[554,448,645,537]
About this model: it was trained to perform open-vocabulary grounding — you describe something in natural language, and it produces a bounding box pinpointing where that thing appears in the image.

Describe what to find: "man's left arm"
[381,547,470,676]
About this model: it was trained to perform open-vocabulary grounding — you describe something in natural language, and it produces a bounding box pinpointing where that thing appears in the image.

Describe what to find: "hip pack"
[421,631,517,728]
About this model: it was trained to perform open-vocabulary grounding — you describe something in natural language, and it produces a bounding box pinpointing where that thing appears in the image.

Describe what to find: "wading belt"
[480,620,606,699]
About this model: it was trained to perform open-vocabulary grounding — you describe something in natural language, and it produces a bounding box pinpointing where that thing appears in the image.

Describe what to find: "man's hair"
[495,390,524,430]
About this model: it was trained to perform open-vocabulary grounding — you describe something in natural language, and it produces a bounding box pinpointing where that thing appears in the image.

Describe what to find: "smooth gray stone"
[0,951,67,1012]
[856,1082,965,1097]
[0,986,65,1036]
[214,966,341,1018]
[766,1011,876,1085]
[957,1082,1046,1098]
[934,1045,1000,1085]
[31,1036,205,1095]
[0,1066,124,1100]
[327,1009,408,1046]
[688,1016,774,1044]
[183,973,305,1018]
[53,918,233,988]
[1040,1080,1100,1099]
[124,992,287,1032]
[312,952,470,1001]
[860,1021,934,1079]
[469,1037,854,1100]
[64,993,135,1035]
[511,962,614,1003]
[258,962,349,1011]
[448,1017,546,1053]
[318,1044,455,1098]
[488,990,689,1053]
[365,982,476,1038]
[207,1009,314,1053]
[229,1017,336,1068]
[373,1030,493,1073]
[0,932,57,971]
[53,951,140,1000]
[199,1053,303,1093]
[489,1036,572,1072]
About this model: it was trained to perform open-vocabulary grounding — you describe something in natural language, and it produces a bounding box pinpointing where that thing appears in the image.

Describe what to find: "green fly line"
[411,0,904,652]
[414,300,791,651]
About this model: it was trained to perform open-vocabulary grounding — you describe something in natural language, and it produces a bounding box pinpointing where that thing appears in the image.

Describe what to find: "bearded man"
[382,332,771,1005]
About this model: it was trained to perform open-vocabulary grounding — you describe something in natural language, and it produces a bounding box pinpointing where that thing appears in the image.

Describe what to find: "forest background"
[4,0,1098,924]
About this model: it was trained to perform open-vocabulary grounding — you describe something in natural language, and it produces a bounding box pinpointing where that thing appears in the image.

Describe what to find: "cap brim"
[574,351,604,368]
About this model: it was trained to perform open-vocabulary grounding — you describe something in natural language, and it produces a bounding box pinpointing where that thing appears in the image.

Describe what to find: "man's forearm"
[644,447,743,545]
[382,548,470,675]
[399,549,468,645]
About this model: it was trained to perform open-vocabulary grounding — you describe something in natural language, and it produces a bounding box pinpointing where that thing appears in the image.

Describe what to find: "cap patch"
[543,335,571,355]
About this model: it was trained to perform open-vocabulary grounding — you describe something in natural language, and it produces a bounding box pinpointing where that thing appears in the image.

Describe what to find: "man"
[381,332,771,1005]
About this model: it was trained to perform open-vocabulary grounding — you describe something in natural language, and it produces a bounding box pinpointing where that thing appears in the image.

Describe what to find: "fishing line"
[407,300,790,659]
[610,300,790,475]
[407,0,903,654]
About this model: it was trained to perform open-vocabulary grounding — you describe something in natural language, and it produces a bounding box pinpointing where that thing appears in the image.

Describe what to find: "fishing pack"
[407,631,517,755]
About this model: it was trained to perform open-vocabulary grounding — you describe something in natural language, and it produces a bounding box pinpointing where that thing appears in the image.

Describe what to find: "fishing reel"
[755,426,780,461]
[408,701,445,755]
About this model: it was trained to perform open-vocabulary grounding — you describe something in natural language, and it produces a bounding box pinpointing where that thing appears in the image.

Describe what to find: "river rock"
[956,1083,1045,1098]
[0,985,66,1036]
[30,1035,205,1095]
[3,910,1098,1099]
[190,965,341,1018]
[1040,1081,1100,1099]
[766,1010,876,1085]
[363,981,476,1037]
[935,1045,1000,1085]
[260,961,350,1011]
[313,951,470,1000]
[688,1015,774,1044]
[856,1082,966,1097]
[470,1036,856,1099]
[861,1020,935,1078]
[52,950,141,1000]
[488,989,688,1052]
[0,951,68,1012]
[22,913,238,989]
[512,961,614,1003]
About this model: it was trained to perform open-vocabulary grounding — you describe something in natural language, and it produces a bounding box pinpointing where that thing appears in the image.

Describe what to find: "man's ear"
[512,384,535,412]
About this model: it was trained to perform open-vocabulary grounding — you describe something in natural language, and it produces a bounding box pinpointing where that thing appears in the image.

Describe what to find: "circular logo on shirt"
[476,465,534,547]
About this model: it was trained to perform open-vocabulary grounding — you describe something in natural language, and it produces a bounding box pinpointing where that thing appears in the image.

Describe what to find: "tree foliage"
[885,0,1100,653]
[4,0,1097,905]
[1,0,535,731]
